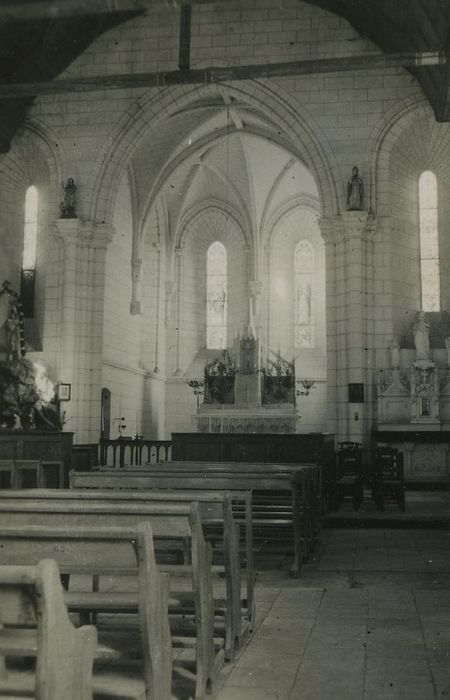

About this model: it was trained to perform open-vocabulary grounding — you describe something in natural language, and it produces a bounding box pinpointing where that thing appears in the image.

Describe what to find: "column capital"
[318,212,377,243]
[53,219,114,248]
[317,215,342,245]
[340,210,377,241]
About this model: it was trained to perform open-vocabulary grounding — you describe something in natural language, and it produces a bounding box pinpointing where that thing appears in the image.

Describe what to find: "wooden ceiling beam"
[0,1,145,22]
[0,51,443,99]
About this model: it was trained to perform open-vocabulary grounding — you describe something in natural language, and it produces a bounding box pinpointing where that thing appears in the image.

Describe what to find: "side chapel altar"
[0,281,73,485]
[376,310,450,482]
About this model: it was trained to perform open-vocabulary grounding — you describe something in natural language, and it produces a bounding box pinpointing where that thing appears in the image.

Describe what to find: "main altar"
[193,327,298,434]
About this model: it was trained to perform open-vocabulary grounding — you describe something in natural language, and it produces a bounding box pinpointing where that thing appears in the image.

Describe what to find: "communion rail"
[99,438,172,467]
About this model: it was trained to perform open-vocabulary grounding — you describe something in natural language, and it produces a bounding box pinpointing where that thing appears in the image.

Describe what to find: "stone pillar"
[130,257,142,315]
[319,212,376,444]
[174,246,184,375]
[318,217,340,438]
[53,219,113,444]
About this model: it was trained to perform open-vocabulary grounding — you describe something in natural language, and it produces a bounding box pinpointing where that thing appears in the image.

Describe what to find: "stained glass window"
[21,185,38,318]
[419,171,440,312]
[207,241,227,349]
[294,240,314,348]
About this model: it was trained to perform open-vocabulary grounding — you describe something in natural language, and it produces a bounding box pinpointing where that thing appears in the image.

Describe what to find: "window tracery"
[419,170,440,312]
[294,239,314,348]
[206,241,227,349]
[21,185,38,318]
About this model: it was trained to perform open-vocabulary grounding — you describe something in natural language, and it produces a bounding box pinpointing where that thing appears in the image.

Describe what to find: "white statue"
[389,339,400,370]
[413,311,430,362]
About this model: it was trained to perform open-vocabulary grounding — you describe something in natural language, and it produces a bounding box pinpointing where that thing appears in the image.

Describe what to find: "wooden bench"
[0,558,97,700]
[66,481,254,636]
[0,503,225,699]
[0,459,65,489]
[110,459,321,558]
[72,465,310,577]
[0,523,173,700]
[0,488,247,663]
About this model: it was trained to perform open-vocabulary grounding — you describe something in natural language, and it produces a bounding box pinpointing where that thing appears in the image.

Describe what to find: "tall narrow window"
[419,171,440,311]
[21,185,38,317]
[207,241,227,349]
[294,240,314,348]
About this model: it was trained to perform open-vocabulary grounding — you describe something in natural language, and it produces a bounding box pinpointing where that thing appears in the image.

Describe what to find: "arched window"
[20,185,38,318]
[294,240,314,348]
[207,241,227,349]
[419,171,440,311]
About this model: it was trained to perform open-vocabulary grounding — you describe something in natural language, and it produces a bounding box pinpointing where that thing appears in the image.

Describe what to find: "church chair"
[372,447,405,512]
[335,442,364,511]
[0,558,96,700]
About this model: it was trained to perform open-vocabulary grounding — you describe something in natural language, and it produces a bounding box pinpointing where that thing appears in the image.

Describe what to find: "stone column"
[174,246,185,375]
[130,257,142,315]
[319,212,376,444]
[53,219,113,444]
[318,217,341,438]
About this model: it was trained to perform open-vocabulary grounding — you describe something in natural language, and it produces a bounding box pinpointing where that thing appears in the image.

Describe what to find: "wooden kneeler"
[0,559,97,700]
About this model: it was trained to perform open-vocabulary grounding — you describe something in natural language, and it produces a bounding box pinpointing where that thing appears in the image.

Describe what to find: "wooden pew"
[71,466,308,577]
[0,558,97,700]
[64,482,254,641]
[0,488,246,663]
[96,459,321,547]
[0,523,172,700]
[0,459,65,489]
[0,504,224,699]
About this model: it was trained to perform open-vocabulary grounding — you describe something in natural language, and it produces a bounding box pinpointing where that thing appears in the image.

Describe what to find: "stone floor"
[215,526,450,700]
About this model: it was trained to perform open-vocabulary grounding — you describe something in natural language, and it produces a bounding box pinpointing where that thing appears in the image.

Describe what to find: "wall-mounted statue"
[0,282,25,362]
[413,310,430,362]
[60,178,77,219]
[347,166,364,211]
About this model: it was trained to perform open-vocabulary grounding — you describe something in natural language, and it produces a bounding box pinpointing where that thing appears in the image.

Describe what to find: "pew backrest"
[0,559,96,700]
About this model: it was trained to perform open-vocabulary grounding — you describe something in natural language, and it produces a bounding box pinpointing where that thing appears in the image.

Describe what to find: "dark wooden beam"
[0,51,443,99]
[0,1,145,22]
[178,1,192,70]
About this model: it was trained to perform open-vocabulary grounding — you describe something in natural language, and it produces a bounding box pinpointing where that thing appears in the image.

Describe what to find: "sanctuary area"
[0,2,450,699]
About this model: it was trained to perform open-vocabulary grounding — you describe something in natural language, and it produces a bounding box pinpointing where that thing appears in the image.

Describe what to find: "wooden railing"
[99,438,172,468]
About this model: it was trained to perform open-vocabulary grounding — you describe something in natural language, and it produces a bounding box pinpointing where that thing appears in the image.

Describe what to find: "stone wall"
[0,0,447,443]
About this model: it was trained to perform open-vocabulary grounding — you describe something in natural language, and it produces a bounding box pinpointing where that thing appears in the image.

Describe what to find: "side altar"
[193,329,298,434]
[376,311,450,482]
[0,281,73,486]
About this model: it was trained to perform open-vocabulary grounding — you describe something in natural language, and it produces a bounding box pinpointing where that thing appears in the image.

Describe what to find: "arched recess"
[167,204,248,376]
[89,80,340,228]
[0,120,64,352]
[372,99,450,343]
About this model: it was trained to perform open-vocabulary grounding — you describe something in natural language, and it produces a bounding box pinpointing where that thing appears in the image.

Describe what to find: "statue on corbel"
[59,178,77,219]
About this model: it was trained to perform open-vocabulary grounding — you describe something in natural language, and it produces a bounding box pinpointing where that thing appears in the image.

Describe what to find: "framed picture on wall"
[57,383,71,401]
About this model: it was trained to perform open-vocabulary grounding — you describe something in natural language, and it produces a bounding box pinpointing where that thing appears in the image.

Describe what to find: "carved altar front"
[196,332,298,433]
